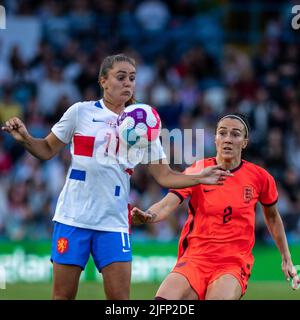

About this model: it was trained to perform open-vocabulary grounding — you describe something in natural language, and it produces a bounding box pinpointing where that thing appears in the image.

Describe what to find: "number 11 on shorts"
[121,232,131,253]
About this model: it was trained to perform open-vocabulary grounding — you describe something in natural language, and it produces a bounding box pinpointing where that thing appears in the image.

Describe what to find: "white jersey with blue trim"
[51,99,166,232]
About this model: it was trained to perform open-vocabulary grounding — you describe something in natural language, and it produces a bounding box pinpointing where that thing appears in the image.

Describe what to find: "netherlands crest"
[57,237,68,254]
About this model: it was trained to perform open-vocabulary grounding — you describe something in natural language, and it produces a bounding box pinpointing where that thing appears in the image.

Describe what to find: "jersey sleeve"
[140,137,167,164]
[169,163,198,203]
[51,103,78,144]
[259,169,278,206]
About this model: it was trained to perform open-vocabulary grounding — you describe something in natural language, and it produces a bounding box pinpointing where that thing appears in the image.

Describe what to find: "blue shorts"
[51,222,132,270]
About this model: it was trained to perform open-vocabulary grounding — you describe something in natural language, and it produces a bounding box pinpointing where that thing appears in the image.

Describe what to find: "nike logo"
[122,248,131,253]
[92,118,117,127]
[92,118,105,123]
[203,189,215,192]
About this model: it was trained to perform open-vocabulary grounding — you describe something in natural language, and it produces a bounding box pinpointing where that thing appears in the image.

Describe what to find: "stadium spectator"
[135,0,170,32]
[131,113,300,299]
[0,135,12,175]
[0,86,23,124]
[37,64,80,120]
[6,181,33,240]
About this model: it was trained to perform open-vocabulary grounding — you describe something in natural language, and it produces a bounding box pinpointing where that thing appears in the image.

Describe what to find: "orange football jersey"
[170,157,278,267]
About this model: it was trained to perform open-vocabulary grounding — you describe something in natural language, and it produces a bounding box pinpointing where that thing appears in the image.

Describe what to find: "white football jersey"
[51,99,166,232]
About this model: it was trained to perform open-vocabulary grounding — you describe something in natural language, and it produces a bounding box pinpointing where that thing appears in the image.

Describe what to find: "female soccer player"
[132,113,299,300]
[1,54,231,300]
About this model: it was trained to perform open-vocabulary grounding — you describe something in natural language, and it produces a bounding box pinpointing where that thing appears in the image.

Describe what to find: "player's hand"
[290,266,300,290]
[1,117,30,143]
[198,164,233,185]
[282,258,295,281]
[283,260,300,290]
[131,207,155,225]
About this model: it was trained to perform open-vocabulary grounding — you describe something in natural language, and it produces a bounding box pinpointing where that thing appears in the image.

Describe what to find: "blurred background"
[0,0,300,299]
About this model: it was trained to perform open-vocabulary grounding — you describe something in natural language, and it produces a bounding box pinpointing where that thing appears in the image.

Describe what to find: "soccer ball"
[117,103,161,148]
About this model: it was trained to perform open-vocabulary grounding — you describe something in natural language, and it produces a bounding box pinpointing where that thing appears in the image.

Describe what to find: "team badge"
[243,186,253,203]
[57,237,68,254]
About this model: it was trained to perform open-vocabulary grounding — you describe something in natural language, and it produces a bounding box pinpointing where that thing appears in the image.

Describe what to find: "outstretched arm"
[131,192,181,225]
[147,159,233,189]
[263,204,298,284]
[2,117,66,160]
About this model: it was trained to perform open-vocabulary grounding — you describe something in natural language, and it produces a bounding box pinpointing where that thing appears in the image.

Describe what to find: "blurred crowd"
[0,0,300,244]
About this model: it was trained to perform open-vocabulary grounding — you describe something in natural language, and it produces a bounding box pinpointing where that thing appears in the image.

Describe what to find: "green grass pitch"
[0,281,299,300]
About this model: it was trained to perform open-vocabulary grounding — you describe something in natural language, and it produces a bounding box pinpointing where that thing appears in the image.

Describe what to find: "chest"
[71,110,119,162]
[76,111,118,139]
[193,174,261,219]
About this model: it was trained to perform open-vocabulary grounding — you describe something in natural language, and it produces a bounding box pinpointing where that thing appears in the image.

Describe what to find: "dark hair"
[216,113,250,138]
[98,54,136,107]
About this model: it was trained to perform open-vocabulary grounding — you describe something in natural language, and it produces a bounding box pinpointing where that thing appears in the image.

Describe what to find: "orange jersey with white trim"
[170,157,278,266]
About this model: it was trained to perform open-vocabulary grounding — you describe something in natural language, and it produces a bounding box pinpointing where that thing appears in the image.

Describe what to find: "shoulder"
[242,160,273,179]
[72,100,99,110]
[204,157,216,167]
[65,100,102,115]
[185,157,214,174]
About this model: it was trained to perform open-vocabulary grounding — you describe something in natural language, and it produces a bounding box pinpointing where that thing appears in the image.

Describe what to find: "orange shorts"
[172,257,252,300]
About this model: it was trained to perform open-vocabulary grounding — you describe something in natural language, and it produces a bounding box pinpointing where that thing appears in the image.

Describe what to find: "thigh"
[51,222,92,269]
[205,274,242,300]
[91,231,132,270]
[52,262,82,300]
[168,258,210,300]
[155,272,198,300]
[101,261,131,300]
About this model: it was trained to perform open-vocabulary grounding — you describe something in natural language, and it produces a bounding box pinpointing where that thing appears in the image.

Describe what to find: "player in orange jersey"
[131,113,300,300]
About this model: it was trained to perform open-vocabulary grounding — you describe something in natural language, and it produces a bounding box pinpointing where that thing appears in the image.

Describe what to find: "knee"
[205,292,240,300]
[106,293,129,300]
[206,294,225,300]
[53,295,73,300]
[52,288,76,300]
[154,296,167,300]
[105,288,130,300]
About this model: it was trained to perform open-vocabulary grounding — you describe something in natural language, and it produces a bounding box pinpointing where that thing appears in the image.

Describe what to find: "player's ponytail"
[125,96,136,107]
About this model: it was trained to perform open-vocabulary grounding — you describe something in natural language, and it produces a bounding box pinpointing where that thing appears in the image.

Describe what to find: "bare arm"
[262,204,296,281]
[131,192,181,225]
[147,159,232,189]
[2,117,66,160]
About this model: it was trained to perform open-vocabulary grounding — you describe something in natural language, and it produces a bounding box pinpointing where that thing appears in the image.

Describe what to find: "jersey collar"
[213,157,244,173]
[99,99,120,117]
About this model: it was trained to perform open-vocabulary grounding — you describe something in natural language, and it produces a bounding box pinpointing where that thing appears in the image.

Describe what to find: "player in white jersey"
[2,54,232,300]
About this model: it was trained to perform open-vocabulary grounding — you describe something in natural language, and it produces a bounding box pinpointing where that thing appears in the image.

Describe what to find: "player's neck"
[102,97,125,115]
[215,156,241,171]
